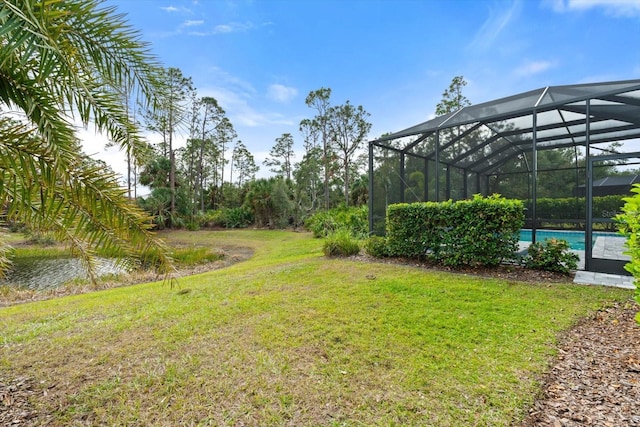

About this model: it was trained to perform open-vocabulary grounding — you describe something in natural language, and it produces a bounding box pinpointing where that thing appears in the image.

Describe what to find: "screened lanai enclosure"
[368,79,640,275]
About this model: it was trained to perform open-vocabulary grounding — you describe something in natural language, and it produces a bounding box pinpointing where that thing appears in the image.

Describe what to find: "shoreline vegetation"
[0,230,253,307]
[0,229,635,425]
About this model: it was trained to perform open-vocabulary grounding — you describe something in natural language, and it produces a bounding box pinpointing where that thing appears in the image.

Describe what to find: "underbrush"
[305,205,368,238]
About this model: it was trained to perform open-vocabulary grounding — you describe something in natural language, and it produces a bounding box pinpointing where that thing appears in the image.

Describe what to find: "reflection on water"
[1,257,126,290]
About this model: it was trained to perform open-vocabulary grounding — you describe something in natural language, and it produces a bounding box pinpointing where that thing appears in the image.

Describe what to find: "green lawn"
[0,230,632,426]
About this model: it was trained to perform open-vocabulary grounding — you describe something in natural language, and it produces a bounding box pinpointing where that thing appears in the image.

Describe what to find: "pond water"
[1,257,126,290]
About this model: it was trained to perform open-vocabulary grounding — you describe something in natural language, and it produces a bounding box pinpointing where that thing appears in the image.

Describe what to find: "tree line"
[133,71,373,230]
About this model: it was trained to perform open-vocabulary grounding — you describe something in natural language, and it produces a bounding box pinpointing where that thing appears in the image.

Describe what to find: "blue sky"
[87,0,640,181]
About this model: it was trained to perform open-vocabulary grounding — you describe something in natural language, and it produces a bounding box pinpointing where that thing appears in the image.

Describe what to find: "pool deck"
[573,270,634,289]
[519,236,636,290]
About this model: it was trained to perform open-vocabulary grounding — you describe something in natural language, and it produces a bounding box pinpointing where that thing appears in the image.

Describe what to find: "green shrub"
[192,208,253,229]
[616,184,640,308]
[138,247,166,271]
[185,221,200,231]
[25,232,56,246]
[323,229,360,257]
[220,207,253,229]
[196,210,223,228]
[170,214,186,229]
[386,194,524,267]
[385,201,446,258]
[440,195,523,267]
[305,210,337,238]
[523,238,579,274]
[363,236,389,258]
[306,205,368,239]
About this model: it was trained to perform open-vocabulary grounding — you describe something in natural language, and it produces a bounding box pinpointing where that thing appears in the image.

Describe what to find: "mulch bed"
[520,300,640,426]
[0,377,45,426]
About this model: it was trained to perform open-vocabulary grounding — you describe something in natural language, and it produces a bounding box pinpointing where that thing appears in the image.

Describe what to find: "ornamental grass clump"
[323,228,360,257]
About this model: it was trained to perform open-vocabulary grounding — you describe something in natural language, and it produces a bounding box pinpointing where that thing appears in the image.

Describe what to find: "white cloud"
[468,0,523,51]
[195,21,272,36]
[182,20,204,27]
[208,66,257,97]
[267,84,298,103]
[160,5,194,16]
[514,59,556,76]
[199,69,295,128]
[548,0,640,17]
[211,22,271,34]
[542,0,565,12]
[213,21,255,34]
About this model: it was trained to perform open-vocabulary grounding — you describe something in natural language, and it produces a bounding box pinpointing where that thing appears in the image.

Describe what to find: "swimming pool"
[519,229,622,251]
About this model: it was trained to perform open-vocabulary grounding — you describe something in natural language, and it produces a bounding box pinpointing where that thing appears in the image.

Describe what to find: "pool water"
[518,229,621,251]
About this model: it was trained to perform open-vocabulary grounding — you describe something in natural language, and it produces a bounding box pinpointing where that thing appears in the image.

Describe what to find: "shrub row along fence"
[386,195,524,267]
[524,195,624,220]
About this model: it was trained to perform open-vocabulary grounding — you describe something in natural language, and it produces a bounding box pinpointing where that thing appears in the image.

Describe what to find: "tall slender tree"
[293,146,323,214]
[435,76,471,116]
[329,101,372,206]
[264,133,295,180]
[231,140,259,187]
[304,88,333,209]
[152,67,194,224]
[213,117,236,208]
[183,96,228,212]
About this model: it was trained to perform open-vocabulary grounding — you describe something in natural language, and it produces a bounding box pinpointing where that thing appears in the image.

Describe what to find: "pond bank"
[0,245,254,307]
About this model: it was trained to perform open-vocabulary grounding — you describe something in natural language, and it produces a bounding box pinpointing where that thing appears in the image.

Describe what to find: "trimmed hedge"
[525,195,624,220]
[386,195,524,267]
[615,184,640,309]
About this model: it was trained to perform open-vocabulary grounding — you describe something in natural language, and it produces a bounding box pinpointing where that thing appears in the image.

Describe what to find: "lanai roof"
[371,79,640,175]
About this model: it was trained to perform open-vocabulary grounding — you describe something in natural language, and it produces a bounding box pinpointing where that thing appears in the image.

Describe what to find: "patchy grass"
[170,246,224,266]
[0,230,633,426]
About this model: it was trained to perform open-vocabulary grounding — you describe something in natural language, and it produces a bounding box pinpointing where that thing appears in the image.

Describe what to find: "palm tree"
[0,0,174,280]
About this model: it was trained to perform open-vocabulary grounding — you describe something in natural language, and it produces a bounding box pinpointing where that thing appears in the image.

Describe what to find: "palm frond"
[0,0,175,282]
[0,120,175,280]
